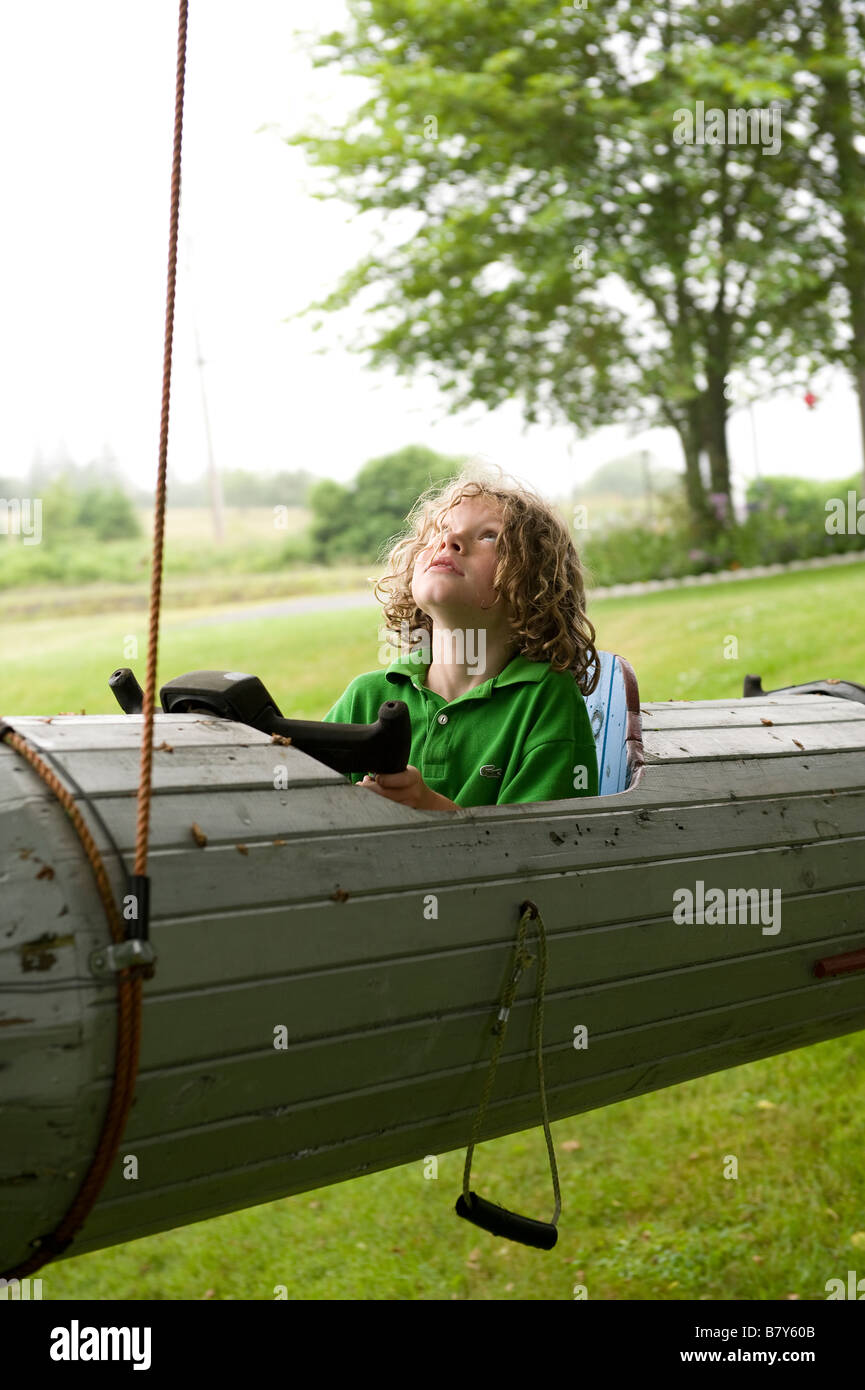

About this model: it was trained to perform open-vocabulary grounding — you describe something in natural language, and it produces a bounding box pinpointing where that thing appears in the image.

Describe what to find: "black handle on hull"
[743,672,865,705]
[108,667,410,775]
[264,700,410,775]
[455,1192,558,1250]
[109,668,145,714]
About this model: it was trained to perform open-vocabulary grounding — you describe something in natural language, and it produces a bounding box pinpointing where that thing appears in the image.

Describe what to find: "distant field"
[0,498,670,607]
[0,565,381,623]
[138,505,310,542]
[0,502,380,621]
[0,505,318,601]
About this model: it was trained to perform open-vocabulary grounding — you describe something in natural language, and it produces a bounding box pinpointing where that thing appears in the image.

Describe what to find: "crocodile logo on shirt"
[479,764,503,779]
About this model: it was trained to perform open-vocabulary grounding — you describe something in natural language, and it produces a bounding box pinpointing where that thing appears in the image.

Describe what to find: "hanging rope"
[0,0,189,1279]
[456,900,561,1249]
[134,0,188,891]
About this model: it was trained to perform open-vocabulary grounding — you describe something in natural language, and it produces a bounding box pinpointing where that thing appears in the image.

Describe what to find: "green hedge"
[579,476,865,587]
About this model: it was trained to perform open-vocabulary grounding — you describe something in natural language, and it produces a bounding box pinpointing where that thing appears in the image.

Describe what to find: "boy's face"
[411,496,505,618]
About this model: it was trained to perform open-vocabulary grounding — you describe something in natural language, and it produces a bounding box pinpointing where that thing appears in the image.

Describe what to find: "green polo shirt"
[321,652,598,808]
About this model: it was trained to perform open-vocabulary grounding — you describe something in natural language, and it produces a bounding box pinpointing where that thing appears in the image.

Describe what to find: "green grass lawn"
[4,562,865,1300]
[4,560,864,717]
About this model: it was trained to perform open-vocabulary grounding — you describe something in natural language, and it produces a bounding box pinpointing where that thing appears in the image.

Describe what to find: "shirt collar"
[384,650,547,697]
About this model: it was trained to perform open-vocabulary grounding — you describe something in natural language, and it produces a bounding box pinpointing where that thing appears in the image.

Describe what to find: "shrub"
[577,477,865,589]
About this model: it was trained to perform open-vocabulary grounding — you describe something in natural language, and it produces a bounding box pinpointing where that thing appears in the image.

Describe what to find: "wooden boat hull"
[2,692,865,1269]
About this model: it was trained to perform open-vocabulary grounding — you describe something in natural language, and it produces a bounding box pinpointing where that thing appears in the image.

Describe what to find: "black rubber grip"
[455,1192,558,1250]
[109,667,145,714]
[265,699,411,775]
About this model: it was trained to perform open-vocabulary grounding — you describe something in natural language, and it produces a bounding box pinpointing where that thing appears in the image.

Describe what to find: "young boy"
[322,468,600,810]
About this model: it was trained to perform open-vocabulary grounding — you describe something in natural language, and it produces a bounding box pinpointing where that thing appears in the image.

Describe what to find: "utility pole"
[184,237,225,544]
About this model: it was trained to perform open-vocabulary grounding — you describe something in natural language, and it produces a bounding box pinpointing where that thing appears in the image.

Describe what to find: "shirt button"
[437,713,449,725]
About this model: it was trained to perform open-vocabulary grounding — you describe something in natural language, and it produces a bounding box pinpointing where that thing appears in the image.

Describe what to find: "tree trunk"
[676,400,715,542]
[819,0,865,495]
[703,375,733,526]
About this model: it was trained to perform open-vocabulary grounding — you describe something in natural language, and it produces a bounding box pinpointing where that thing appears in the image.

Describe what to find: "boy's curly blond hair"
[374,462,600,696]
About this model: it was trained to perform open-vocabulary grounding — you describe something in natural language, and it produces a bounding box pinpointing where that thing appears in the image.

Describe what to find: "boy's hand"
[359,765,457,811]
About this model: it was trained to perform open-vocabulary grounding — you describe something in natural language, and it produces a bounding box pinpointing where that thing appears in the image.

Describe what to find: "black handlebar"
[455,1192,558,1250]
[108,667,411,776]
[109,668,146,713]
[264,699,410,775]
[743,673,865,704]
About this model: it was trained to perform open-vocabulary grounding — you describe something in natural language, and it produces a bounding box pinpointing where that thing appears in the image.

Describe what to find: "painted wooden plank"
[640,704,865,729]
[0,844,125,943]
[0,1091,109,1261]
[108,917,865,1137]
[446,752,865,820]
[0,742,344,798]
[613,754,865,805]
[6,713,863,818]
[82,888,865,1082]
[8,733,862,906]
[47,992,860,1262]
[0,1103,82,1153]
[10,700,858,798]
[79,1000,865,1206]
[6,747,863,862]
[67,984,865,1256]
[643,722,865,762]
[87,753,865,852]
[81,784,427,853]
[639,695,855,710]
[5,756,862,939]
[1,975,90,1044]
[11,783,862,978]
[125,976,865,1164]
[1,714,278,751]
[124,789,865,914]
[460,792,865,883]
[135,843,865,990]
[62,997,865,1260]
[0,728,346,795]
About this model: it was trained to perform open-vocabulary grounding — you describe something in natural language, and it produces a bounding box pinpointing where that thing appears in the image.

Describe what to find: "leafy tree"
[289,0,841,539]
[4,468,142,542]
[76,485,141,540]
[307,477,355,557]
[38,475,80,536]
[308,443,465,561]
[763,0,865,493]
[745,471,861,525]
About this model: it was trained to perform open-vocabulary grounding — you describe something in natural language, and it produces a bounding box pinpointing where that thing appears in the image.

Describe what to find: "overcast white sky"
[0,0,861,507]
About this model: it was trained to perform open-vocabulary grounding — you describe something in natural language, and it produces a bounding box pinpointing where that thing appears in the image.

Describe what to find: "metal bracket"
[90,939,157,978]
